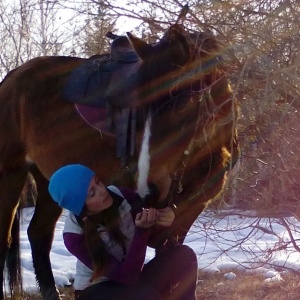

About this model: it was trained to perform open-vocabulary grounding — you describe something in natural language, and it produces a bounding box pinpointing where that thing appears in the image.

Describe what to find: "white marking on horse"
[137,116,151,198]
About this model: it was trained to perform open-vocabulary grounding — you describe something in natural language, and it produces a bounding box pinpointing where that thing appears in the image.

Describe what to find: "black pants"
[78,245,198,300]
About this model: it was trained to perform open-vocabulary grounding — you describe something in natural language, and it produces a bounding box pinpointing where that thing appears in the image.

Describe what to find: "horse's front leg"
[27,166,62,300]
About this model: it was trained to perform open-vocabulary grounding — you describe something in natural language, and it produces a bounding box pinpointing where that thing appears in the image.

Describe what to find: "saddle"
[63,32,142,166]
[63,33,140,108]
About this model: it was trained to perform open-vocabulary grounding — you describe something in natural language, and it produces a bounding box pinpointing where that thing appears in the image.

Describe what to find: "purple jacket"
[63,186,150,285]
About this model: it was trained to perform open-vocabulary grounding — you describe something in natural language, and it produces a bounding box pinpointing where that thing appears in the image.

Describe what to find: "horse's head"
[128,25,235,206]
[127,24,192,108]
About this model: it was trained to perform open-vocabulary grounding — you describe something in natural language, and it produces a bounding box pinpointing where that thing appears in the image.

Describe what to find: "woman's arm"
[106,226,150,284]
[64,222,150,285]
[63,232,93,270]
[106,208,157,284]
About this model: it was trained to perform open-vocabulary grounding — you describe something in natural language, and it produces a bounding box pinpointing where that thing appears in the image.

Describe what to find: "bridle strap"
[165,137,196,207]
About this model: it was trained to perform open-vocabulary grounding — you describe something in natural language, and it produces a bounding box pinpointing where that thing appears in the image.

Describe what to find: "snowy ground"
[15,208,300,292]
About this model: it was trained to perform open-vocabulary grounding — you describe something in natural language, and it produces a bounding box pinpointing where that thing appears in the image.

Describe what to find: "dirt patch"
[6,270,300,299]
[196,270,300,300]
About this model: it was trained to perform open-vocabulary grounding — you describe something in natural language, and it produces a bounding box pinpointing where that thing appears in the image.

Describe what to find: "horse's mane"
[153,29,227,117]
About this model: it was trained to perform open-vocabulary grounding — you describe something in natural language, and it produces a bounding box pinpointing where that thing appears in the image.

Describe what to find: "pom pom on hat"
[48,164,95,216]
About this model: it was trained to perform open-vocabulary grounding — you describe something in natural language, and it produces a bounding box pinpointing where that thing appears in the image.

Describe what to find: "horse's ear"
[127,32,153,60]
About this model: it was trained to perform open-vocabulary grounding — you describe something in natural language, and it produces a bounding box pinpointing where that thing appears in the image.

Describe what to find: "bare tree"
[72,1,117,57]
[0,0,81,78]
[95,1,300,214]
[0,0,34,75]
[31,0,65,56]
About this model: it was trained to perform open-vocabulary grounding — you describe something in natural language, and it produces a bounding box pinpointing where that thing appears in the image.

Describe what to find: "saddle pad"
[75,103,108,132]
[75,103,137,165]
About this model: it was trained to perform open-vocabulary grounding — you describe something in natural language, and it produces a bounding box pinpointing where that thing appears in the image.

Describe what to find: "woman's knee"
[168,244,197,262]
[181,245,197,261]
[129,283,162,300]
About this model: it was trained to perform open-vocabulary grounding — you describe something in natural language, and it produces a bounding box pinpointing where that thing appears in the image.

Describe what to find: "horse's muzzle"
[142,182,167,209]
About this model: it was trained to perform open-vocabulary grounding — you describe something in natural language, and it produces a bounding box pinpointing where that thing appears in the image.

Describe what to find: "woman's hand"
[135,208,158,229]
[156,207,175,227]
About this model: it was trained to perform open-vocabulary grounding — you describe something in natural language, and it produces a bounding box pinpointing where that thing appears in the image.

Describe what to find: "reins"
[153,44,223,208]
[165,78,230,209]
[165,91,204,207]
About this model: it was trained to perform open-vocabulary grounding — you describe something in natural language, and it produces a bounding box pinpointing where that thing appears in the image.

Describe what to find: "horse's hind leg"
[27,164,62,300]
[0,165,28,300]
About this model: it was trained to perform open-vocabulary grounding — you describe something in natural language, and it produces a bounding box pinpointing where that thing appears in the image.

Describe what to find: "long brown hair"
[81,190,128,278]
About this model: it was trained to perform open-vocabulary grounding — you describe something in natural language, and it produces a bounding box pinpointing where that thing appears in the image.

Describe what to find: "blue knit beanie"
[48,164,95,216]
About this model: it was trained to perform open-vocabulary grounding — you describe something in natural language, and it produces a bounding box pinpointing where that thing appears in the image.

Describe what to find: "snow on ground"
[14,207,300,292]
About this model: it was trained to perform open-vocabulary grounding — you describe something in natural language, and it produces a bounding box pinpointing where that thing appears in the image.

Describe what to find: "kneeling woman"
[49,164,198,300]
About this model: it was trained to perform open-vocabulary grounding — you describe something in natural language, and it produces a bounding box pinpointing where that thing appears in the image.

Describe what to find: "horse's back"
[0,56,85,113]
[1,56,84,90]
[0,55,117,179]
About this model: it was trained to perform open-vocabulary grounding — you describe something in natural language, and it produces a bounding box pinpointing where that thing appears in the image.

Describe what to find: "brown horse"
[131,26,239,246]
[0,24,238,299]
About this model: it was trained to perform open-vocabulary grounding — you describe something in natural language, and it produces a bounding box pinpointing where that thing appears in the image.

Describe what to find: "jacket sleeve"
[63,232,93,270]
[105,227,150,284]
[63,189,148,284]
[64,227,149,285]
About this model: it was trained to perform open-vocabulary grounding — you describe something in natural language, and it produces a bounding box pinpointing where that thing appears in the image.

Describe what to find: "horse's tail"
[6,206,22,298]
